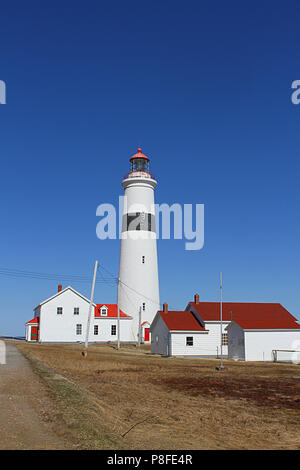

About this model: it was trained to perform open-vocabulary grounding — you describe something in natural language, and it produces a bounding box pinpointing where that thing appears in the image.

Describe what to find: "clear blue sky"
[1,0,300,336]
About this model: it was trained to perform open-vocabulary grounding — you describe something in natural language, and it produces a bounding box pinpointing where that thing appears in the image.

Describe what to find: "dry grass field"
[15,342,300,450]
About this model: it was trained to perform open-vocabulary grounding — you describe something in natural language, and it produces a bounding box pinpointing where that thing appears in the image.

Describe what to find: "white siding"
[186,306,229,356]
[39,289,92,342]
[202,322,229,357]
[245,330,300,361]
[37,288,132,343]
[170,332,210,356]
[150,317,229,357]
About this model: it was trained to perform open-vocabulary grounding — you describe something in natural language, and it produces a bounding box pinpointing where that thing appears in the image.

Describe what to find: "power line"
[118,278,184,311]
[0,263,185,311]
[0,267,114,284]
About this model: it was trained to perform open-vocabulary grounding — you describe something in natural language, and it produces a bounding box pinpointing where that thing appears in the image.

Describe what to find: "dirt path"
[0,341,67,450]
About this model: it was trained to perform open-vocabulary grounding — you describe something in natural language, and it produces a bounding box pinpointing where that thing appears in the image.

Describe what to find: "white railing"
[272,349,300,363]
[124,171,155,180]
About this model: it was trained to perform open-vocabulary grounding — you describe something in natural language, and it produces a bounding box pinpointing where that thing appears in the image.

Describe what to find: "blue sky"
[1,0,300,335]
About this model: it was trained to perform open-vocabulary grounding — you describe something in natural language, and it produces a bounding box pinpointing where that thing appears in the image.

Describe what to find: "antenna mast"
[219,271,224,370]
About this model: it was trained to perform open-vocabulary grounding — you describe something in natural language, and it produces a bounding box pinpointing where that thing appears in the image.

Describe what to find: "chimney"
[163,302,168,313]
[58,284,62,292]
[194,293,199,305]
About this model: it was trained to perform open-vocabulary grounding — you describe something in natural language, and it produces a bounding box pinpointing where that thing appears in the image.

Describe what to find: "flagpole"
[220,271,224,370]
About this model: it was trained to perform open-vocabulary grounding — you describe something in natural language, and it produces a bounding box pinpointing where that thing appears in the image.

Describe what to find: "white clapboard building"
[25,284,133,343]
[150,303,209,356]
[150,294,300,361]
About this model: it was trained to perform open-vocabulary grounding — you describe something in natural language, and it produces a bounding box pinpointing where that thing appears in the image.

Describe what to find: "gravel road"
[0,341,67,450]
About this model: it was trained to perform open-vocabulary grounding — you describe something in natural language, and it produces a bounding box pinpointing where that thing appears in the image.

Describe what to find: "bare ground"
[0,342,70,449]
[6,341,300,450]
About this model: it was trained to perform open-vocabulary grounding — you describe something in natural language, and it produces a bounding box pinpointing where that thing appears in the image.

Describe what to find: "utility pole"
[82,260,98,358]
[219,271,224,370]
[137,306,142,348]
[117,277,120,349]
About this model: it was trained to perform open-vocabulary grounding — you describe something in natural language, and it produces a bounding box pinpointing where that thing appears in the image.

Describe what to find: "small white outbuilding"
[226,319,300,362]
[150,303,209,356]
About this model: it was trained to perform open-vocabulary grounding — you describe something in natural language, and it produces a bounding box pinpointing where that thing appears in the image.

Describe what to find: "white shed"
[150,303,209,356]
[226,319,300,362]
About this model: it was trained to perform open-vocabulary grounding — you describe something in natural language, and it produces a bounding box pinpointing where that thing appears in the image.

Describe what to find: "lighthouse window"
[142,256,145,264]
[142,303,145,311]
[131,158,149,173]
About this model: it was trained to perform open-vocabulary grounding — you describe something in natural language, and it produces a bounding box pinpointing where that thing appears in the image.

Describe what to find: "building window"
[57,307,63,315]
[101,307,107,316]
[142,256,145,264]
[111,325,116,336]
[142,302,145,311]
[76,324,82,335]
[74,307,79,315]
[94,325,98,335]
[222,333,228,346]
[186,336,193,346]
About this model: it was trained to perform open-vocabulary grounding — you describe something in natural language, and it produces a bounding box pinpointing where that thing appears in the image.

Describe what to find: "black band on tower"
[122,213,156,232]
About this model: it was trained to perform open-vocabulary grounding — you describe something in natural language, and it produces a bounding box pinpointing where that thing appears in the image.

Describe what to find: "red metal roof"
[129,147,150,162]
[95,304,132,318]
[232,319,300,330]
[26,317,39,325]
[159,310,208,331]
[189,302,300,330]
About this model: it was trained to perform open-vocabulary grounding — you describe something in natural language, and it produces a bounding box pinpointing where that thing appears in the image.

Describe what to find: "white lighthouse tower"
[118,148,160,343]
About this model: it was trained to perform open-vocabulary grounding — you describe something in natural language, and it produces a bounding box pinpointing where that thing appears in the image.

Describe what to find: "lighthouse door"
[144,328,150,342]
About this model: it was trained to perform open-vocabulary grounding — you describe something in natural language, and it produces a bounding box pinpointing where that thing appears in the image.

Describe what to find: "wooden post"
[138,306,142,348]
[117,277,120,349]
[82,260,98,358]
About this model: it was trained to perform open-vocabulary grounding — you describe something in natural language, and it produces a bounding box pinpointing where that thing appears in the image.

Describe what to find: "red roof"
[159,310,208,331]
[26,317,39,325]
[95,304,132,319]
[189,302,300,330]
[129,147,150,162]
[232,319,300,330]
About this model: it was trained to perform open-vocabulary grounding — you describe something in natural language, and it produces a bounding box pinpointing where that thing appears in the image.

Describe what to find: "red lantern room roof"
[129,147,150,162]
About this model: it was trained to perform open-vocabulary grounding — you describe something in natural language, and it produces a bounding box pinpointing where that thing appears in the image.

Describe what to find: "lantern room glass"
[130,158,149,173]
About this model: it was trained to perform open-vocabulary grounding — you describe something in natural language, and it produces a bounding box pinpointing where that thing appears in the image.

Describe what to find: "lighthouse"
[118,148,160,343]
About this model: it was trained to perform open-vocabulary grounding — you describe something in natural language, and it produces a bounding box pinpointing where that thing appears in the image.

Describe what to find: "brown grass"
[15,342,300,450]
